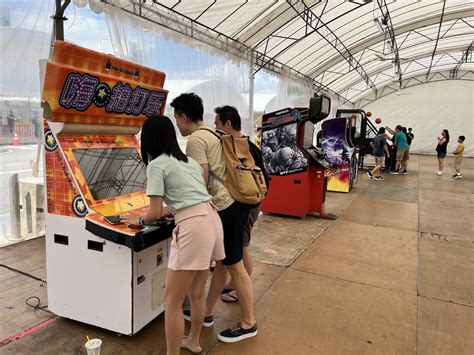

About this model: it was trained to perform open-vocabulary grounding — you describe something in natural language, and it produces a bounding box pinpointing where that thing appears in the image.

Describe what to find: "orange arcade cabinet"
[42,41,172,335]
[260,95,332,218]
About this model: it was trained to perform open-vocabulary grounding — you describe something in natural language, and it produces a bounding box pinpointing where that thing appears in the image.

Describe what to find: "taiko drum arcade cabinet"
[260,95,332,218]
[42,41,174,335]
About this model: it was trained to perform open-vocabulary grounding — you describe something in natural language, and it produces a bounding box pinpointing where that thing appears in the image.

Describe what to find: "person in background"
[385,126,398,174]
[434,129,450,176]
[402,127,412,172]
[407,128,414,144]
[382,138,392,172]
[253,127,262,148]
[121,116,225,355]
[452,135,465,179]
[394,125,409,174]
[7,111,15,135]
[402,127,409,142]
[32,112,41,139]
[213,105,268,303]
[170,93,257,344]
[367,127,390,181]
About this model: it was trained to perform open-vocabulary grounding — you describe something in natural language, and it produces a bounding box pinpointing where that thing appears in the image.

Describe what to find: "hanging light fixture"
[89,0,105,14]
[72,0,87,8]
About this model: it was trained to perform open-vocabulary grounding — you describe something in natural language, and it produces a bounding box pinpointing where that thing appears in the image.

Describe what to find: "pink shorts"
[168,202,225,271]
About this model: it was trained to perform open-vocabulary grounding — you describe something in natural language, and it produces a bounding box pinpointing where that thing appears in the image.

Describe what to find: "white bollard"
[9,173,22,240]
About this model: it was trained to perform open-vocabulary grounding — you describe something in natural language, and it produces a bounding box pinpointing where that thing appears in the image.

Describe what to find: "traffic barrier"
[15,123,34,137]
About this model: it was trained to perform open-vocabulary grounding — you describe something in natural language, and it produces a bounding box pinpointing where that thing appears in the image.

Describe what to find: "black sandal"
[221,287,234,295]
[221,291,239,303]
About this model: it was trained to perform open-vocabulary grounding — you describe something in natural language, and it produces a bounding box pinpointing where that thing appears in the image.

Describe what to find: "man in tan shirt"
[185,129,233,211]
[170,93,257,344]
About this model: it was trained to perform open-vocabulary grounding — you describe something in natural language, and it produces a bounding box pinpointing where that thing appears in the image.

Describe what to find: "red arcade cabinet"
[260,95,332,218]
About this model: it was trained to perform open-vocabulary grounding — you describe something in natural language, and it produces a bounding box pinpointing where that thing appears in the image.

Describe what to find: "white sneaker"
[434,171,442,176]
[453,174,463,179]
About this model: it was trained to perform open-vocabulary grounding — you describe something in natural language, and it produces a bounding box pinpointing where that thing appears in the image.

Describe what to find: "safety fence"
[1,122,36,137]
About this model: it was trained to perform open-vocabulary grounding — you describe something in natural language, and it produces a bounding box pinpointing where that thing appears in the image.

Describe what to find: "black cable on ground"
[0,264,47,283]
[0,265,52,314]
[25,296,54,315]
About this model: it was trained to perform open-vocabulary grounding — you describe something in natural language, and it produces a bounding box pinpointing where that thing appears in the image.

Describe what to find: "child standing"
[367,127,390,181]
[452,136,465,179]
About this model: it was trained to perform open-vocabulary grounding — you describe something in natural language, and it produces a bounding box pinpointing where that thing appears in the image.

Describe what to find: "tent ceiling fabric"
[107,0,474,103]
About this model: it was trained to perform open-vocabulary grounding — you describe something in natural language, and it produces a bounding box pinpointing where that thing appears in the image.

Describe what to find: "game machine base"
[42,41,173,335]
[260,95,332,218]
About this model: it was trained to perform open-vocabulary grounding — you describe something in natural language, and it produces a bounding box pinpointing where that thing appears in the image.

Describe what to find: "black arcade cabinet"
[336,109,379,168]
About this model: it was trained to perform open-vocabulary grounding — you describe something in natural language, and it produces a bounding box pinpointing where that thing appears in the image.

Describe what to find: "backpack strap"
[198,127,223,141]
[196,127,227,185]
[209,170,226,186]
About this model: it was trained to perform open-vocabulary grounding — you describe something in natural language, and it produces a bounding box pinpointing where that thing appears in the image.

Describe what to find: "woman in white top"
[122,116,224,355]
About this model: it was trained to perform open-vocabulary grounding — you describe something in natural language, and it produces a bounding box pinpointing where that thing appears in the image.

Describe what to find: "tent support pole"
[248,49,255,133]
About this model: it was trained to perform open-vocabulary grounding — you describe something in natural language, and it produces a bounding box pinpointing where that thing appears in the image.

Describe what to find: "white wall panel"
[361,80,473,157]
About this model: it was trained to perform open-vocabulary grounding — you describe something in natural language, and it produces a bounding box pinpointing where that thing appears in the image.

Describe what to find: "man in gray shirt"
[367,127,390,181]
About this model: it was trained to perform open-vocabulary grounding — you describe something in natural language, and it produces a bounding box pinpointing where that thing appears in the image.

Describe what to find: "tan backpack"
[201,128,267,205]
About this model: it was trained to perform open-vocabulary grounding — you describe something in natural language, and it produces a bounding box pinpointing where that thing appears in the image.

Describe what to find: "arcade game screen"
[73,147,147,201]
[262,124,308,175]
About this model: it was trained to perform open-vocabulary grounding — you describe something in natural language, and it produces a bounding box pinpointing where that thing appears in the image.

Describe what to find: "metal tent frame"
[57,0,473,105]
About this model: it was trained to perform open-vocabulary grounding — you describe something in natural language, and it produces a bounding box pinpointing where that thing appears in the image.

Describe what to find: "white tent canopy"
[99,0,473,155]
[105,0,473,104]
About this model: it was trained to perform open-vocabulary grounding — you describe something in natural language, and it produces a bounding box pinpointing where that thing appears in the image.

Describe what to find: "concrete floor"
[1,155,472,354]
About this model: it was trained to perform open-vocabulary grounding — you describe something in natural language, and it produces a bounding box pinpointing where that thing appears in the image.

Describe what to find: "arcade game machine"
[260,95,331,218]
[335,109,379,168]
[321,115,358,193]
[41,41,174,335]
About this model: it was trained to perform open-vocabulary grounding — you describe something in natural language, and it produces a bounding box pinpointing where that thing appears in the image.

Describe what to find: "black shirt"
[436,137,449,153]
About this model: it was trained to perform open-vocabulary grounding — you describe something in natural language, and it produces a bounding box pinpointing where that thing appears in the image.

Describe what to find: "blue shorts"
[437,151,446,159]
